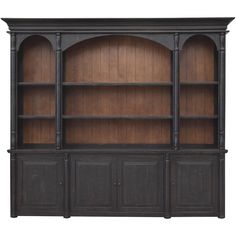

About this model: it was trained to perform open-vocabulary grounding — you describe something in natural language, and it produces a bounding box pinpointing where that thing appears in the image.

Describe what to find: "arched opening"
[18,36,55,146]
[63,35,172,145]
[64,35,171,83]
[19,35,55,83]
[180,35,217,145]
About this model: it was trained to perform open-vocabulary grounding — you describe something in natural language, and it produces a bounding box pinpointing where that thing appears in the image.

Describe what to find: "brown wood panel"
[180,86,216,116]
[22,120,55,144]
[64,87,171,116]
[64,120,170,144]
[180,36,216,82]
[180,120,215,144]
[21,87,55,115]
[21,36,55,83]
[64,36,171,83]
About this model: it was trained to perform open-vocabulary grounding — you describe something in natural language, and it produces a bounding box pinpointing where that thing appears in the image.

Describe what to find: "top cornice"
[1,18,234,33]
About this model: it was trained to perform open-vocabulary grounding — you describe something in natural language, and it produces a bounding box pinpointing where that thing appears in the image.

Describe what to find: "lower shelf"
[11,151,224,218]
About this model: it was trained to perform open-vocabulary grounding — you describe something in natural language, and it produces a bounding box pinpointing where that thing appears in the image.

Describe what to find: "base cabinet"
[118,156,164,214]
[170,155,219,216]
[15,154,64,216]
[70,155,116,214]
[12,152,223,217]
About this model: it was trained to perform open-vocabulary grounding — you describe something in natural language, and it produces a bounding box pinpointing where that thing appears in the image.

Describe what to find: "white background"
[0,0,236,235]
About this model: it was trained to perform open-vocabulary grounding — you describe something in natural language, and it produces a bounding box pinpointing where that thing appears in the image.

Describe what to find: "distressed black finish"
[2,18,234,218]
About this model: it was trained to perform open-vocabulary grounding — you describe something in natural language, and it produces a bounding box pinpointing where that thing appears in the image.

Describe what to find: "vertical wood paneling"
[23,120,55,144]
[180,120,215,144]
[64,87,171,116]
[22,36,55,83]
[64,36,171,83]
[180,36,217,145]
[64,120,170,144]
[180,86,216,116]
[180,36,216,82]
[22,87,55,115]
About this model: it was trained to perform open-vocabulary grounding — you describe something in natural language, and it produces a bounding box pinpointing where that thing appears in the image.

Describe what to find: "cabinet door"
[70,155,115,214]
[118,155,164,213]
[16,154,64,215]
[171,155,218,215]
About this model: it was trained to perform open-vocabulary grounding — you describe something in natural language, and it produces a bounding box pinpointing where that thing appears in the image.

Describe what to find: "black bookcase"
[2,18,234,218]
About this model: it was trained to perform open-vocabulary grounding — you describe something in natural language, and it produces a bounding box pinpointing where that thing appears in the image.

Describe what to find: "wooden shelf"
[62,115,173,120]
[180,115,218,119]
[18,82,55,86]
[180,81,218,85]
[18,115,55,119]
[63,82,173,87]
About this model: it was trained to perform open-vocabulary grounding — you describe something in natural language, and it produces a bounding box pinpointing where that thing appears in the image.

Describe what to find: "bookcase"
[2,18,234,218]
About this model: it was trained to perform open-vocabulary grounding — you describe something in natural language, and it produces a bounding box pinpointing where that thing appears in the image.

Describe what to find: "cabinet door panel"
[16,154,64,215]
[171,155,218,214]
[119,155,164,212]
[70,155,115,213]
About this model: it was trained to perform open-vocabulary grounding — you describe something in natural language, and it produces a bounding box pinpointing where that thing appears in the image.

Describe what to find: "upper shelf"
[180,81,218,85]
[63,82,172,87]
[18,82,55,86]
[2,18,234,33]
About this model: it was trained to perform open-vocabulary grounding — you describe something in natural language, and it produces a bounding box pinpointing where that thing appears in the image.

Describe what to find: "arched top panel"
[180,35,217,82]
[64,35,171,83]
[19,35,55,83]
[61,34,174,51]
[17,34,55,51]
[180,34,219,51]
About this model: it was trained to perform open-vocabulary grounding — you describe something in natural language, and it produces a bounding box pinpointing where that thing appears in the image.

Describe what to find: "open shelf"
[18,115,55,119]
[63,82,172,87]
[18,82,55,86]
[180,115,218,119]
[62,115,172,120]
[64,119,171,145]
[180,81,218,85]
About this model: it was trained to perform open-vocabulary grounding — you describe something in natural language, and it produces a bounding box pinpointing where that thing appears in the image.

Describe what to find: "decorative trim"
[173,33,179,150]
[2,18,234,32]
[64,153,70,218]
[218,32,226,150]
[218,154,225,218]
[164,154,171,218]
[56,33,62,150]
[10,32,17,149]
[11,154,17,217]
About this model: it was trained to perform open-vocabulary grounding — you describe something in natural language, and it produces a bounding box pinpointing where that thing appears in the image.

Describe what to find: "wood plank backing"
[22,120,55,144]
[21,87,55,115]
[64,36,171,83]
[180,120,215,144]
[180,35,216,82]
[64,87,171,116]
[21,36,55,83]
[64,120,171,144]
[180,86,216,116]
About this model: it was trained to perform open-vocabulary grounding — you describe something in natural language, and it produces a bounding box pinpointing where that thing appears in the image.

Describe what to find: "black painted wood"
[56,33,62,150]
[70,155,115,214]
[164,154,171,218]
[2,18,233,218]
[173,33,180,150]
[218,33,226,150]
[10,154,17,217]
[117,155,164,213]
[64,153,70,218]
[10,33,17,149]
[171,154,218,215]
[218,154,225,218]
[16,154,64,216]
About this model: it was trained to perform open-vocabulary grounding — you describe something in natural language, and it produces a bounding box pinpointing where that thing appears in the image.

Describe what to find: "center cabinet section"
[70,154,164,216]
